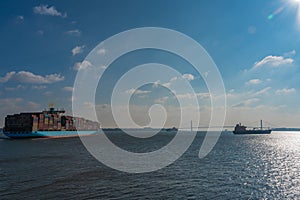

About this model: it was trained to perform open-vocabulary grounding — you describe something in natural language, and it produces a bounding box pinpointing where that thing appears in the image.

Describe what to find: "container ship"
[233,120,271,134]
[3,106,100,139]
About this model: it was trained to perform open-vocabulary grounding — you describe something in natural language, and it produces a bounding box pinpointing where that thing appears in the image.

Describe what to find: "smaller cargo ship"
[233,120,271,134]
[3,106,100,139]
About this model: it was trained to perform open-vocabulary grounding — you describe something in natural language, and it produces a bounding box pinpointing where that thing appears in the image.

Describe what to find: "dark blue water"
[1,131,300,199]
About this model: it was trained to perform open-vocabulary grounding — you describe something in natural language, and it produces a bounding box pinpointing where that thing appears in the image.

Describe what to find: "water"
[1,131,300,199]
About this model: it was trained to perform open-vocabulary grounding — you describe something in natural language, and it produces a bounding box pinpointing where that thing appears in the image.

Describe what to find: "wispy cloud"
[182,74,194,81]
[0,71,64,84]
[43,91,53,96]
[100,65,107,70]
[253,55,294,69]
[253,87,271,96]
[71,45,85,56]
[65,29,81,36]
[232,98,260,107]
[97,48,106,55]
[17,15,24,21]
[176,92,210,100]
[125,89,151,95]
[73,60,92,71]
[0,98,41,126]
[275,88,296,95]
[62,86,74,92]
[36,30,44,36]
[162,73,195,88]
[246,79,262,85]
[283,50,296,57]
[32,85,47,90]
[33,5,67,17]
[154,97,169,104]
[5,85,26,91]
[228,87,271,108]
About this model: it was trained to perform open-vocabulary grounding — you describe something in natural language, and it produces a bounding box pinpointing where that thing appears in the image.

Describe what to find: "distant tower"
[191,120,193,132]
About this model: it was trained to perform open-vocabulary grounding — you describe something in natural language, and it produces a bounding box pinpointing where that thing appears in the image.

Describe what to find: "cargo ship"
[233,120,271,134]
[3,106,100,139]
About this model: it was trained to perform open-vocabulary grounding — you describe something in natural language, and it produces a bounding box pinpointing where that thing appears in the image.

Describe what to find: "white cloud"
[232,98,260,107]
[253,55,294,69]
[65,29,81,36]
[152,81,160,88]
[161,73,195,88]
[17,15,24,21]
[204,71,209,78]
[32,85,47,90]
[182,74,194,81]
[170,77,178,82]
[284,50,296,57]
[246,79,262,85]
[5,85,26,91]
[43,91,53,96]
[197,93,211,99]
[154,97,169,104]
[71,45,85,56]
[162,82,171,88]
[0,71,64,84]
[176,92,210,100]
[36,30,44,35]
[275,88,296,95]
[0,71,16,82]
[228,87,271,108]
[225,104,300,128]
[83,102,94,108]
[33,5,66,17]
[62,86,74,92]
[97,48,106,55]
[176,93,195,99]
[0,98,41,127]
[0,98,23,104]
[73,60,92,71]
[100,65,107,70]
[125,89,151,95]
[253,87,271,96]
[27,101,40,110]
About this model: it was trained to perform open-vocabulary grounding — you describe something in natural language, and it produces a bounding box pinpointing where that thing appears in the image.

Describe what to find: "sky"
[1,0,300,128]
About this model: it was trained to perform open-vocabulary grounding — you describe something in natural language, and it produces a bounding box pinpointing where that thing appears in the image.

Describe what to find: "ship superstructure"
[233,120,271,134]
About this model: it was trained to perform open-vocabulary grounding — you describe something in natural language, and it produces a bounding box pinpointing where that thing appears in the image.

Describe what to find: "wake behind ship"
[3,106,100,139]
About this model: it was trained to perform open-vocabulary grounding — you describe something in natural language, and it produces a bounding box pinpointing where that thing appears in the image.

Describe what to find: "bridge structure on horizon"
[179,120,284,131]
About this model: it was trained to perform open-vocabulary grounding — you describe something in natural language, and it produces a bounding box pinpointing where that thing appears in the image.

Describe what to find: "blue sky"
[1,0,300,127]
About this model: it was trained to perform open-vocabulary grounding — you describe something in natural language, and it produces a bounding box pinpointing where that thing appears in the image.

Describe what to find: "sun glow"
[290,0,300,26]
[291,0,300,7]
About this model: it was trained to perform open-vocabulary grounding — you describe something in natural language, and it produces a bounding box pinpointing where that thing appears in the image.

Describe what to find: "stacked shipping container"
[4,108,100,132]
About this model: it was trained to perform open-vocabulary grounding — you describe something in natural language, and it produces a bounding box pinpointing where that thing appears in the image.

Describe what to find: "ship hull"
[3,130,98,139]
[233,130,271,134]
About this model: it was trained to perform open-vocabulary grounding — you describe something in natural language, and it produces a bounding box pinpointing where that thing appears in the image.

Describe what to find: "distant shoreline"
[272,128,300,131]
